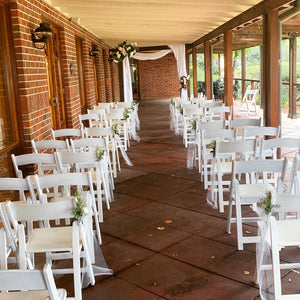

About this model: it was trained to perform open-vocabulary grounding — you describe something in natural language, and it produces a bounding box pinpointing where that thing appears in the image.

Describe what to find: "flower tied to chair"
[72,191,87,223]
[112,123,120,135]
[96,147,104,161]
[209,140,216,157]
[259,191,280,215]
[124,108,130,119]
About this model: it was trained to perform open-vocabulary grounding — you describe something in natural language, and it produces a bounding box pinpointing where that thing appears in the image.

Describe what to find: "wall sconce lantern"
[31,23,53,49]
[89,46,100,57]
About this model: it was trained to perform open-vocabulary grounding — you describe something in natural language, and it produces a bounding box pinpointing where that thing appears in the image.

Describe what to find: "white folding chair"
[5,198,102,300]
[55,151,111,223]
[94,102,112,114]
[85,127,119,177]
[206,105,232,122]
[79,113,100,128]
[211,139,257,213]
[238,89,259,116]
[200,129,236,190]
[33,171,102,243]
[52,128,83,140]
[0,264,67,300]
[195,120,226,174]
[230,117,261,130]
[227,158,288,250]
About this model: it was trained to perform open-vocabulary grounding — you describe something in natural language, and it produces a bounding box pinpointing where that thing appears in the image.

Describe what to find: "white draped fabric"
[122,44,188,102]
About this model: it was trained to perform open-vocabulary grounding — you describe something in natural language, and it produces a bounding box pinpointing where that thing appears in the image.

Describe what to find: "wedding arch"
[122,44,188,102]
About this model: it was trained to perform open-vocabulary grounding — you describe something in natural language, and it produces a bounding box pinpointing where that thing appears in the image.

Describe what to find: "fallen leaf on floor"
[172,253,178,257]
[289,278,292,282]
[156,226,165,231]
[245,230,251,234]
[243,271,250,275]
[164,219,173,224]
[147,234,153,237]
[210,256,216,259]
[171,174,175,177]
[292,269,300,274]
[136,263,141,266]
[152,282,159,286]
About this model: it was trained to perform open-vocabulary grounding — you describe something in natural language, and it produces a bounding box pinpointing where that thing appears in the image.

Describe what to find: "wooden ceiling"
[45,0,263,47]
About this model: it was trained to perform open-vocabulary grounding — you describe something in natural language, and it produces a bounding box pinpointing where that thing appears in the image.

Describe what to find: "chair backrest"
[0,264,64,300]
[0,177,34,202]
[79,113,100,128]
[116,102,133,109]
[216,139,257,159]
[286,153,300,194]
[202,128,236,142]
[85,126,115,138]
[242,126,281,141]
[183,106,203,117]
[242,89,258,101]
[202,101,223,109]
[197,120,226,132]
[11,153,57,178]
[259,137,300,159]
[52,128,83,140]
[70,137,107,153]
[230,117,261,129]
[31,139,70,153]
[94,102,112,113]
[209,106,232,120]
[33,172,95,205]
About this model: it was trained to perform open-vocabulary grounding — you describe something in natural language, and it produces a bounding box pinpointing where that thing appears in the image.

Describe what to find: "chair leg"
[0,229,7,270]
[72,222,82,300]
[235,200,244,251]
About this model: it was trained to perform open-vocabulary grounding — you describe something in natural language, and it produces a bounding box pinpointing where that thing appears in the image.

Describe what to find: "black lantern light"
[89,46,100,57]
[31,23,53,49]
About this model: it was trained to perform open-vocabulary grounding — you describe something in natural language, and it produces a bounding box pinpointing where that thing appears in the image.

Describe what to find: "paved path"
[79,99,263,300]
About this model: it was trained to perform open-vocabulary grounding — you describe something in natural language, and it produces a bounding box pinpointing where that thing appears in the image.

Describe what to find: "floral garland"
[72,191,88,223]
[180,75,190,89]
[109,41,138,63]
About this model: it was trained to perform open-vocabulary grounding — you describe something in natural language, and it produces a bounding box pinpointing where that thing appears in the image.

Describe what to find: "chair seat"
[277,219,300,247]
[238,183,275,201]
[26,227,77,253]
[214,161,232,174]
[0,289,66,300]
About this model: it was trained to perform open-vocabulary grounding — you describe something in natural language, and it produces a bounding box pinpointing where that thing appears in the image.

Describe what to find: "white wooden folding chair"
[94,102,112,114]
[227,158,289,250]
[206,105,232,123]
[211,139,257,213]
[195,120,226,174]
[0,264,67,300]
[33,171,102,243]
[230,117,261,130]
[79,113,100,128]
[85,127,119,177]
[200,128,236,190]
[238,89,259,116]
[5,198,103,300]
[52,128,83,140]
[55,151,111,224]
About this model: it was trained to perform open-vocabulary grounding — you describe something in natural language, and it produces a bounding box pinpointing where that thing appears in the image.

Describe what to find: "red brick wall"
[9,0,120,152]
[138,53,179,100]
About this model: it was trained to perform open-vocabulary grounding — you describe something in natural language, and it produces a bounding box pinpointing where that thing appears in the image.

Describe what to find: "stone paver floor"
[60,99,300,299]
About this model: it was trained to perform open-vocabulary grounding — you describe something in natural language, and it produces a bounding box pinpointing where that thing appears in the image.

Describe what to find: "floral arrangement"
[180,75,190,89]
[170,98,175,106]
[179,105,183,115]
[72,191,88,223]
[109,41,138,63]
[189,119,197,131]
[259,191,280,215]
[112,123,120,135]
[96,147,104,161]
[209,140,216,157]
[124,108,130,119]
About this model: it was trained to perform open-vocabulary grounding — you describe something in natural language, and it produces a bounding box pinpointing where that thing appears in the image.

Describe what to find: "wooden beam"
[204,41,212,99]
[192,45,198,98]
[224,30,233,107]
[192,0,293,47]
[241,48,246,97]
[263,9,280,127]
[289,37,297,118]
[137,45,170,51]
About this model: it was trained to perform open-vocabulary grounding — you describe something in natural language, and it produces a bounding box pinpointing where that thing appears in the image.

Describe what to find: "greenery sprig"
[72,191,87,223]
[209,140,216,157]
[112,123,120,135]
[189,119,197,131]
[260,191,280,215]
[96,146,104,161]
[124,108,130,119]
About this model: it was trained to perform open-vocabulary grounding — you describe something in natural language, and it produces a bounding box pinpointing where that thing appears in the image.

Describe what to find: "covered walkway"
[79,99,263,299]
